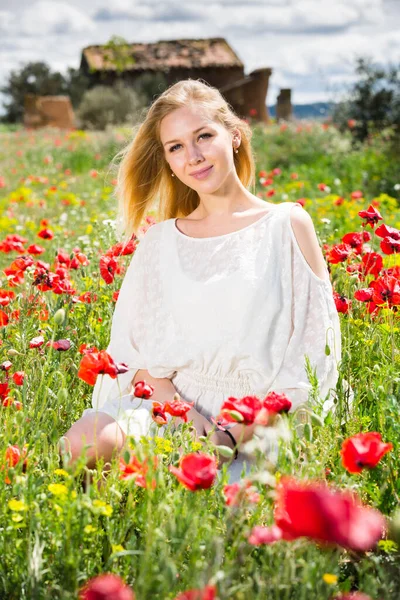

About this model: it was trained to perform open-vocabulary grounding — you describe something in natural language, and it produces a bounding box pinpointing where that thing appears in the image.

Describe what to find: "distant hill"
[268,102,336,120]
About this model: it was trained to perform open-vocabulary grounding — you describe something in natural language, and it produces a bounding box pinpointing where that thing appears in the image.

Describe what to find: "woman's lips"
[191,166,213,180]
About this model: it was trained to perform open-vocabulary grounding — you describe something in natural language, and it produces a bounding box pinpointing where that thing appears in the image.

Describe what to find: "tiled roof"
[81,37,244,71]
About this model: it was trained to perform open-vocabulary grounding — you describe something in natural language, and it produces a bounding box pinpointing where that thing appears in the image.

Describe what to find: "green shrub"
[77,82,146,130]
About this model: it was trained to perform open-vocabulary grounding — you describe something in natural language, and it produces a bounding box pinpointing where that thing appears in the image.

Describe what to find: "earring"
[171,172,175,177]
[234,146,239,154]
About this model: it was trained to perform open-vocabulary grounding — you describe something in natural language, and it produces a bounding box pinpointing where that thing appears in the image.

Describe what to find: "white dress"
[82,201,342,483]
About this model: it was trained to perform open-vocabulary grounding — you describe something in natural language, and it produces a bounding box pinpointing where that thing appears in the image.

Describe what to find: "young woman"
[60,79,341,484]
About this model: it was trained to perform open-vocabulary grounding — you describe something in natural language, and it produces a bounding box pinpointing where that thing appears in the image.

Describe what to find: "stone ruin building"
[80,37,274,124]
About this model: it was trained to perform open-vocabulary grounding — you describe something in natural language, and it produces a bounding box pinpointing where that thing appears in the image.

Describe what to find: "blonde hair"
[114,78,256,246]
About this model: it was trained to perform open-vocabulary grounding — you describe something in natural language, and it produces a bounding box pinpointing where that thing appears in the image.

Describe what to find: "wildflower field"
[0,121,399,600]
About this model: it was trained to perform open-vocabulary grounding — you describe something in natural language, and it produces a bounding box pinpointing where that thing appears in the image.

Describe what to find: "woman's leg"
[59,411,127,470]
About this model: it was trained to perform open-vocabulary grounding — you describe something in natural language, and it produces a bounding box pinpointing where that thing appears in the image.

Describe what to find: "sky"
[0,0,399,111]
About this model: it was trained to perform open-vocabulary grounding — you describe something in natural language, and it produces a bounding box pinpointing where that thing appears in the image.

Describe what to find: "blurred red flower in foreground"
[274,477,386,551]
[218,395,262,425]
[119,454,158,489]
[248,524,283,545]
[263,391,292,414]
[169,453,217,491]
[78,573,135,600]
[341,432,393,474]
[174,584,217,600]
[223,480,260,506]
[333,593,372,600]
[78,350,128,386]
[151,401,168,425]
[164,397,195,422]
[133,380,154,399]
[37,228,54,240]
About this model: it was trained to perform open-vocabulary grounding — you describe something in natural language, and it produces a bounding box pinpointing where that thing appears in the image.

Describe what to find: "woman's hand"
[208,429,237,467]
[173,406,212,440]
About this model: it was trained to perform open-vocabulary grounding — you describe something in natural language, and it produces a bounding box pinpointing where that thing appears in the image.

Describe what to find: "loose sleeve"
[91,236,149,411]
[268,223,342,412]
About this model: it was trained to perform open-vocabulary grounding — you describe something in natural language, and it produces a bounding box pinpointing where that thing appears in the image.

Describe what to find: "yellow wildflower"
[8,499,28,512]
[84,524,97,534]
[323,574,338,585]
[112,544,124,553]
[92,499,113,517]
[48,483,68,496]
[54,468,69,478]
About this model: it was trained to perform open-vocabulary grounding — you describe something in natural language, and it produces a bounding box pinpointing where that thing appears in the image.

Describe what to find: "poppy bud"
[325,344,331,356]
[304,423,313,442]
[216,445,235,458]
[7,349,21,356]
[54,308,66,325]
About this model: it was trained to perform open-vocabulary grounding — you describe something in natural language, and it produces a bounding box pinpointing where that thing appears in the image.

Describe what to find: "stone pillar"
[276,89,293,122]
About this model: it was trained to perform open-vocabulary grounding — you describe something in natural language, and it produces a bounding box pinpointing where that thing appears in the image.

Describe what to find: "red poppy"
[151,401,168,426]
[218,395,262,425]
[375,223,400,240]
[263,391,292,414]
[370,274,400,307]
[12,371,25,386]
[248,525,283,545]
[361,252,383,278]
[358,205,383,228]
[380,236,400,255]
[78,573,135,600]
[341,232,364,255]
[169,453,217,491]
[341,432,393,474]
[164,397,194,422]
[77,351,127,386]
[119,454,157,489]
[79,344,99,355]
[333,292,351,314]
[27,244,45,255]
[354,288,374,302]
[99,255,118,284]
[174,584,217,600]
[47,339,71,351]
[333,593,371,600]
[274,477,385,551]
[326,243,352,264]
[29,335,45,348]
[0,289,15,307]
[351,190,363,200]
[133,380,154,399]
[37,228,54,240]
[223,480,260,506]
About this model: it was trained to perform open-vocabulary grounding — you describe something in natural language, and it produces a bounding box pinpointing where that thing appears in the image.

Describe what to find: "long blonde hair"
[114,78,256,245]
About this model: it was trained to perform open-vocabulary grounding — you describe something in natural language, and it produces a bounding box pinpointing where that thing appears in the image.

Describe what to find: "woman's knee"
[59,412,126,467]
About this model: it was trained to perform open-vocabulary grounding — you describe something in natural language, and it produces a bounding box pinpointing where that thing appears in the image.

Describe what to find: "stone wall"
[24,95,75,129]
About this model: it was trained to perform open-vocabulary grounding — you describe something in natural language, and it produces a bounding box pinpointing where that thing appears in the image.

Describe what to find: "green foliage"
[331,56,400,144]
[0,61,90,123]
[77,81,146,130]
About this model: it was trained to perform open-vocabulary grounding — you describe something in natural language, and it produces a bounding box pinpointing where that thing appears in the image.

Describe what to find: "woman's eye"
[169,133,212,153]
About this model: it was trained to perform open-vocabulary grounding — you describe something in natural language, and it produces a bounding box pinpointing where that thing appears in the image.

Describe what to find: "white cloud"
[0,1,94,37]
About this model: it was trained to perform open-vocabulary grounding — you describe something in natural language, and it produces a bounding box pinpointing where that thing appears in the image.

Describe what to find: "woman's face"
[160,105,240,192]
